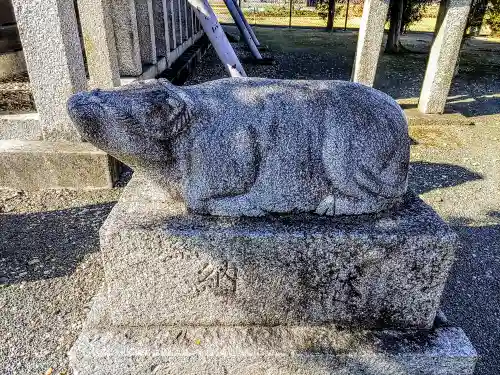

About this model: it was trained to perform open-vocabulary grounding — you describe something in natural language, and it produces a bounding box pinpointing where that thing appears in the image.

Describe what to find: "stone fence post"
[135,0,157,65]
[109,0,143,76]
[352,0,389,87]
[418,0,472,114]
[77,0,121,88]
[11,0,87,142]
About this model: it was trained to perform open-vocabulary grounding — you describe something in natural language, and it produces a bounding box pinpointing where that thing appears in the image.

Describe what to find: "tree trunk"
[326,0,335,31]
[385,0,404,53]
[400,0,407,34]
[467,0,488,36]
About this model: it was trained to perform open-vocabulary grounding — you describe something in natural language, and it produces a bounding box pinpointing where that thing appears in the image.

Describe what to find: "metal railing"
[210,0,365,30]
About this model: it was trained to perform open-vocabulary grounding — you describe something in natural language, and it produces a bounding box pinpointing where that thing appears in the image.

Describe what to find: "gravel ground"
[1,27,500,375]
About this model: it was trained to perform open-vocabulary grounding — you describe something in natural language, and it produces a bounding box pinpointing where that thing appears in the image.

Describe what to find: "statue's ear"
[128,87,189,141]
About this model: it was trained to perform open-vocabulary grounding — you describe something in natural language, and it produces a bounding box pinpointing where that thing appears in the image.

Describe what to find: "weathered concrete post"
[418,0,472,114]
[11,0,87,142]
[77,0,121,88]
[109,0,143,76]
[135,0,157,65]
[154,0,171,58]
[352,0,390,86]
[167,0,177,50]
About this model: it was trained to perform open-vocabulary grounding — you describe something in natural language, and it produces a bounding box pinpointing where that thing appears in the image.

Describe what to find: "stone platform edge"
[69,288,477,375]
[0,140,119,190]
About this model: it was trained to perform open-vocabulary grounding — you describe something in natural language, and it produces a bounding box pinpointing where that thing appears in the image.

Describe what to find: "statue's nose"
[68,91,102,120]
[68,90,99,112]
[67,91,103,136]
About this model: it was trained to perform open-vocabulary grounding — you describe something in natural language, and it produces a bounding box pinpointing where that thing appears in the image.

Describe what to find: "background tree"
[386,0,404,53]
[385,0,433,53]
[467,0,489,35]
[316,0,337,31]
[401,0,432,32]
[326,0,336,30]
[486,0,500,35]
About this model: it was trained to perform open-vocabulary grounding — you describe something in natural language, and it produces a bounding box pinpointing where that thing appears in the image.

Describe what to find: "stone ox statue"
[68,78,410,217]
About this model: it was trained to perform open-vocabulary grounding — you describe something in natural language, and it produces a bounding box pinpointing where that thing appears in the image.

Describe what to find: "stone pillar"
[154,0,170,58]
[177,0,184,43]
[77,0,121,88]
[183,0,190,40]
[232,0,260,47]
[434,0,449,36]
[168,0,178,50]
[352,0,389,87]
[135,0,157,65]
[418,0,472,114]
[110,0,143,76]
[11,0,87,142]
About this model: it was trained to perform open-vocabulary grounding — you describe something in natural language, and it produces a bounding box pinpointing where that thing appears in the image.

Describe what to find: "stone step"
[0,73,34,113]
[0,140,119,190]
[0,112,41,140]
[69,288,477,375]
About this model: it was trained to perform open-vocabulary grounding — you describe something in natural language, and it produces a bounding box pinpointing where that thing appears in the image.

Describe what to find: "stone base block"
[100,176,457,329]
[69,289,477,375]
[0,113,42,140]
[0,140,119,190]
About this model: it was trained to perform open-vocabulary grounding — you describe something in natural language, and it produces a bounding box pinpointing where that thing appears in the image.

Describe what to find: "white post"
[11,0,87,142]
[188,0,246,77]
[418,0,472,114]
[231,0,260,47]
[352,0,389,86]
[77,0,121,88]
[224,0,262,59]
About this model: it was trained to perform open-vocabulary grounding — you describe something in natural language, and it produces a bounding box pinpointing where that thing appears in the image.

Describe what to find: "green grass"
[212,3,500,37]
[212,6,439,32]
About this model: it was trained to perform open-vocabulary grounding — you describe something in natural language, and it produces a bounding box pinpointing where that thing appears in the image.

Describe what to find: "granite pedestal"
[70,176,477,374]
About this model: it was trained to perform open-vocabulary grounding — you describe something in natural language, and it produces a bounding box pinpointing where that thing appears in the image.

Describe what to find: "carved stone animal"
[68,78,410,217]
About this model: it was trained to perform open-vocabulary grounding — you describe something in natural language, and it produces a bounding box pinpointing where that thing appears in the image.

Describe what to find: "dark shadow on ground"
[0,202,115,284]
[445,94,500,117]
[408,161,483,195]
[442,213,500,375]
